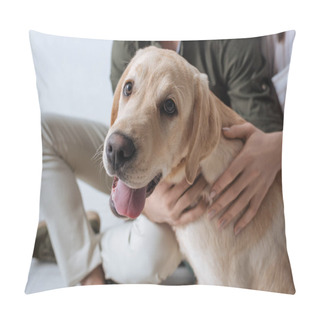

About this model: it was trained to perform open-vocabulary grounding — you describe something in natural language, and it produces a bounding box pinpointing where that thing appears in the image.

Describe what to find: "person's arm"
[218,38,283,133]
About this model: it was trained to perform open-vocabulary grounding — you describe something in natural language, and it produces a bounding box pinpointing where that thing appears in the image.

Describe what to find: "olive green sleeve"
[110,41,157,93]
[220,39,283,132]
[110,41,137,93]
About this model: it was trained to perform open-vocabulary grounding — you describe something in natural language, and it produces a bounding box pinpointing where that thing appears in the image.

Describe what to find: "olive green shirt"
[110,40,283,133]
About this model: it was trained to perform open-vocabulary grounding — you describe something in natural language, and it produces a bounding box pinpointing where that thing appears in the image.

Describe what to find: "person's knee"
[100,216,182,284]
[41,113,60,148]
[41,112,59,129]
[130,217,181,283]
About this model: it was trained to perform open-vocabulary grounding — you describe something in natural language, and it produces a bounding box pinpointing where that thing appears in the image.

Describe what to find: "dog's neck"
[200,135,243,184]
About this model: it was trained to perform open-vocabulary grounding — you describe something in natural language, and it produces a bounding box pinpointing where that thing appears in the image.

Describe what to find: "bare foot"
[80,264,105,286]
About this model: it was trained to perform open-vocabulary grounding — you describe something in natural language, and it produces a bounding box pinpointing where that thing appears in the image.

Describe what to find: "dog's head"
[103,46,221,218]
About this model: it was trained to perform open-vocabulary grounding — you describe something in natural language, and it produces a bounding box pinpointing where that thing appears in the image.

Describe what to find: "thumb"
[222,122,256,140]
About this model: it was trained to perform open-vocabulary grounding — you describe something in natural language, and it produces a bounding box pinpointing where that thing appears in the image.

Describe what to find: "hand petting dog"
[144,122,282,237]
[208,123,282,235]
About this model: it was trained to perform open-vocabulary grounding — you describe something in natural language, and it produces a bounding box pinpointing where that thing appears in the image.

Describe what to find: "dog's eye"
[163,99,177,115]
[123,82,133,96]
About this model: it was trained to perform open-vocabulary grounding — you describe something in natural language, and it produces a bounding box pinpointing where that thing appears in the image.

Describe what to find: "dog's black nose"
[106,132,136,171]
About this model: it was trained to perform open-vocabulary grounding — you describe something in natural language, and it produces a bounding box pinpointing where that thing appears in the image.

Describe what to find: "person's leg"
[40,113,181,286]
[100,215,182,284]
[40,113,112,286]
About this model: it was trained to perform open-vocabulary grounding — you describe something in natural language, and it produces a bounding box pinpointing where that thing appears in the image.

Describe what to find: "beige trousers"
[40,113,182,286]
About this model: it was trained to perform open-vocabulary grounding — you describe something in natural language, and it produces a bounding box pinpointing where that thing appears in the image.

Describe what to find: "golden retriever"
[103,46,295,294]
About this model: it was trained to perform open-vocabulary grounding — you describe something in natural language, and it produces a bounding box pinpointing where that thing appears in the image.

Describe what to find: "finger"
[222,122,256,140]
[169,177,193,199]
[174,175,207,216]
[184,175,208,199]
[233,188,268,236]
[210,160,244,199]
[174,199,207,226]
[215,188,252,229]
[156,180,173,193]
[163,179,190,211]
[208,166,254,218]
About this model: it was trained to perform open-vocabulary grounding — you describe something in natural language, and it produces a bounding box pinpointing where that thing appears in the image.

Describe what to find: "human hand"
[208,123,282,235]
[143,175,208,226]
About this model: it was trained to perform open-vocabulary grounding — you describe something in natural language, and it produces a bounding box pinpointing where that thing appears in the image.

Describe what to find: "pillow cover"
[26,31,295,294]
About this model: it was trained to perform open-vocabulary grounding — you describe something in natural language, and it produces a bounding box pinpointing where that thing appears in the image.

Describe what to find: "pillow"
[26,31,295,294]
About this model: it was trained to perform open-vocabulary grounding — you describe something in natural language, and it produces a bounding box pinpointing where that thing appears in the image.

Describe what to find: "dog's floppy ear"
[110,67,130,126]
[185,73,221,184]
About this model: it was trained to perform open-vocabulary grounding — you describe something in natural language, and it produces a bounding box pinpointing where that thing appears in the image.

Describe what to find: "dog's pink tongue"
[112,179,146,219]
